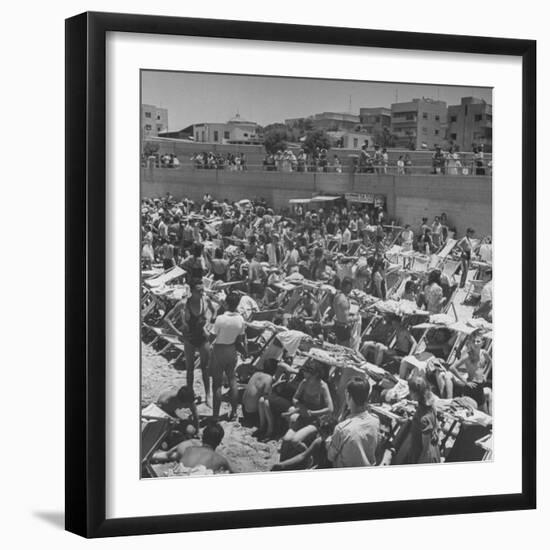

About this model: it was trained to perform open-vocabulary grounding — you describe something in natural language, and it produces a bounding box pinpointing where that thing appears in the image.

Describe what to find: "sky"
[142,70,492,131]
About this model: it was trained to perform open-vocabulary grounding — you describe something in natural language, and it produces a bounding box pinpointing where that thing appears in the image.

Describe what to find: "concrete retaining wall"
[141,168,492,236]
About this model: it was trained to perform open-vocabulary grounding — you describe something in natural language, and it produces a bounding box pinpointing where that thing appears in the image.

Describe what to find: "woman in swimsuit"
[181,280,214,404]
[280,362,334,458]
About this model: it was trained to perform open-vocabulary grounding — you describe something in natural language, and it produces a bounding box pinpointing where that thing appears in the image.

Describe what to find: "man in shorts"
[210,292,247,420]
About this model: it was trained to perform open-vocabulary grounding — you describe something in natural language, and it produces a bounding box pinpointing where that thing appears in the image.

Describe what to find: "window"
[375,116,380,123]
[422,127,428,134]
[144,112,151,118]
[145,124,152,131]
[195,132,199,141]
[406,114,415,121]
[475,114,483,122]
[451,133,457,140]
[353,138,358,148]
[157,125,163,132]
[435,115,440,121]
[224,131,230,139]
[213,131,219,142]
[243,133,249,137]
[450,115,457,123]
[422,113,428,119]
[434,129,439,135]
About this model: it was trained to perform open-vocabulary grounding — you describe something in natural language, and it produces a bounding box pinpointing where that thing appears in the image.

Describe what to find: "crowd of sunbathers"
[141,192,493,475]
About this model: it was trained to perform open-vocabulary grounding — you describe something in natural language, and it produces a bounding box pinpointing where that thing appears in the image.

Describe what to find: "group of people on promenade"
[142,191,493,475]
[143,143,491,176]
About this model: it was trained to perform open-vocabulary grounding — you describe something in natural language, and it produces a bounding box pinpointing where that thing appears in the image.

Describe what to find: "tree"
[143,141,160,157]
[303,129,331,155]
[263,127,290,154]
[373,126,397,148]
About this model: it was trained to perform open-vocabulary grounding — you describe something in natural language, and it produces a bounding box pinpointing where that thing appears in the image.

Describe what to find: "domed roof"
[227,113,255,124]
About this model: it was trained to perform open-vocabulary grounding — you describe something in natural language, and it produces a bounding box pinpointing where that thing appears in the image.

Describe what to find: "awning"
[311,195,341,202]
[345,192,374,203]
[289,198,312,204]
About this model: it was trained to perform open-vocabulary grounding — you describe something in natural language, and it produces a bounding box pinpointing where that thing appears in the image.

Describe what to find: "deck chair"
[387,272,411,300]
[428,255,441,270]
[141,291,158,319]
[411,255,430,273]
[386,244,402,265]
[442,285,460,316]
[144,301,181,342]
[347,240,361,255]
[435,238,457,260]
[463,279,486,302]
[441,259,461,283]
[141,417,171,478]
[249,309,280,323]
[144,265,186,288]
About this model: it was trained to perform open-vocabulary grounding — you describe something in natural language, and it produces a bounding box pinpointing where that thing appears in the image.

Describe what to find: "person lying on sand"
[153,422,233,473]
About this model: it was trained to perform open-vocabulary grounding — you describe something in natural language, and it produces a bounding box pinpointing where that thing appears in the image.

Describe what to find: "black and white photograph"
[140,70,494,477]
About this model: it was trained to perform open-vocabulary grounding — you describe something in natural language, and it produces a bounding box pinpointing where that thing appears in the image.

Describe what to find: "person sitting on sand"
[153,422,233,474]
[279,362,334,456]
[327,377,379,468]
[242,358,300,432]
[242,359,279,428]
[271,415,337,471]
[156,385,199,434]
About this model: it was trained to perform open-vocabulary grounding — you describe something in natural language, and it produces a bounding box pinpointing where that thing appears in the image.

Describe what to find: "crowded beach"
[141,192,493,477]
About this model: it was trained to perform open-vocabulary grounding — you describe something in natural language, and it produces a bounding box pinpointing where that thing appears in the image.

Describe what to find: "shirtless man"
[242,360,278,428]
[154,423,232,473]
[332,277,363,415]
[444,332,491,410]
[333,277,356,347]
[156,385,199,433]
[243,359,300,433]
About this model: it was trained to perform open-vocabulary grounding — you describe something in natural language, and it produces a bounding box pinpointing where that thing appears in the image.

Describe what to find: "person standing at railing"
[474,146,485,175]
[432,146,445,174]
[397,155,405,175]
[446,148,459,175]
[373,146,383,174]
[274,150,283,171]
[382,148,389,174]
[296,149,307,172]
[404,153,413,174]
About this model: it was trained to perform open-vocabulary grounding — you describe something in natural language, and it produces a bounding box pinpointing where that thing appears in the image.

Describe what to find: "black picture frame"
[65,11,536,538]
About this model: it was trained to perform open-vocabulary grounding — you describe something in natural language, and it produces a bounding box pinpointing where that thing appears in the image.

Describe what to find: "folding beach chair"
[386,271,411,300]
[141,290,158,319]
[411,255,430,273]
[463,279,487,303]
[435,238,457,259]
[144,266,186,289]
[440,258,461,283]
[385,244,402,265]
[141,417,171,478]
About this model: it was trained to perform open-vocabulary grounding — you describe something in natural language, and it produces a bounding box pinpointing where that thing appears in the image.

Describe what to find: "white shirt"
[212,312,245,345]
[480,281,493,304]
[479,243,493,263]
